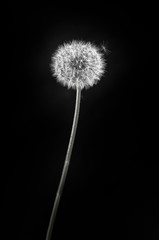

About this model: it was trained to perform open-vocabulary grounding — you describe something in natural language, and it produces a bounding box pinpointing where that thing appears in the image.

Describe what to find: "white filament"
[51,40,106,89]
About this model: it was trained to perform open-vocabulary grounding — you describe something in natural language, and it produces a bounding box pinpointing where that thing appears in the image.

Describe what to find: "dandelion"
[51,40,106,89]
[46,40,106,240]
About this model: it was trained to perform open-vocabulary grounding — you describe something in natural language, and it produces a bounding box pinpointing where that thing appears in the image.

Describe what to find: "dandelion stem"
[46,87,81,240]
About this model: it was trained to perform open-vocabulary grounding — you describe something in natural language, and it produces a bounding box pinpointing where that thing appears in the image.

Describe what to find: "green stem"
[46,87,81,240]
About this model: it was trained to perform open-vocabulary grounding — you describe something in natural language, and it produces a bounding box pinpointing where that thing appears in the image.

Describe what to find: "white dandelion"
[51,40,106,89]
[46,40,106,240]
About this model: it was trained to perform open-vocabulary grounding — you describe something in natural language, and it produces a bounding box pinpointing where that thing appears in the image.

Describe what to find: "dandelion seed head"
[51,40,106,89]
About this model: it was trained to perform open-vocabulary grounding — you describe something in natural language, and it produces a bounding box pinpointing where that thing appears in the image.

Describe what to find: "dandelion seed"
[51,40,106,89]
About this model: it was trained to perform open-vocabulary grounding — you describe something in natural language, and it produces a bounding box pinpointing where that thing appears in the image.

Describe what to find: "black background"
[2,2,158,240]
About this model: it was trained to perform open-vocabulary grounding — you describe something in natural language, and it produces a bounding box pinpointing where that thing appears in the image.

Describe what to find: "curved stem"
[46,87,81,240]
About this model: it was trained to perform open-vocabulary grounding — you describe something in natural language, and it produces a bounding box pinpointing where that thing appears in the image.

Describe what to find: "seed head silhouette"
[51,40,106,89]
[46,40,106,240]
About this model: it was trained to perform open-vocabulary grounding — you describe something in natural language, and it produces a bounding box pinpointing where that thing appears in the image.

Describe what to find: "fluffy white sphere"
[51,40,106,89]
